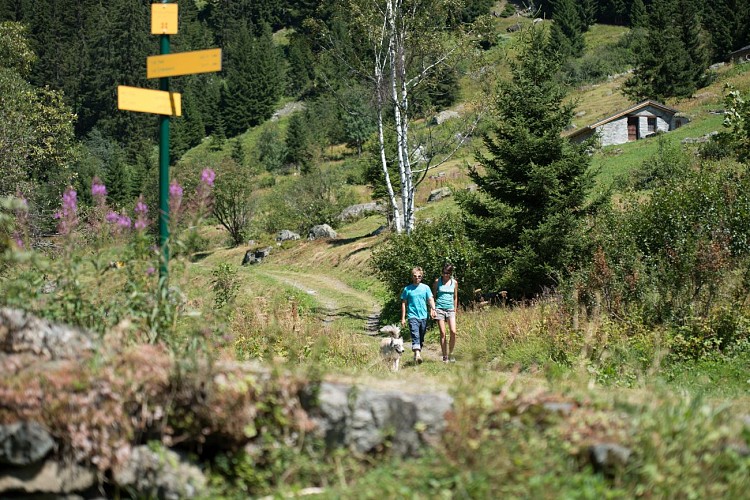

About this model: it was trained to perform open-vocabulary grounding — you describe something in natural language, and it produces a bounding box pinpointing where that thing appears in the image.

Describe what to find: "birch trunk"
[374,50,402,233]
[386,0,410,234]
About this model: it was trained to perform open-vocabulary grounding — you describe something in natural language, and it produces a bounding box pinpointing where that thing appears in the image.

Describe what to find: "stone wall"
[0,309,453,498]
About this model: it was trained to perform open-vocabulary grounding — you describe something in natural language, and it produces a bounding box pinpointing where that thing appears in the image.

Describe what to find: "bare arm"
[454,279,459,311]
[401,300,407,326]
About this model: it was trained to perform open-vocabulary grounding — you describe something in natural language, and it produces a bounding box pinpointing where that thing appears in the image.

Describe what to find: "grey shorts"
[435,308,455,321]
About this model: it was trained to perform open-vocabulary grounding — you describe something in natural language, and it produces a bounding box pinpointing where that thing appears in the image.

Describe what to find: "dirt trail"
[254,268,382,333]
[256,268,451,365]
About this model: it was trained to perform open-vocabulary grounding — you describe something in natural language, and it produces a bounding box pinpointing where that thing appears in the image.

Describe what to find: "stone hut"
[568,100,689,147]
[729,45,750,65]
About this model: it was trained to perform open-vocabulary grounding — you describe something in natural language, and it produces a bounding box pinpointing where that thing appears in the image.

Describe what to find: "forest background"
[4,0,750,497]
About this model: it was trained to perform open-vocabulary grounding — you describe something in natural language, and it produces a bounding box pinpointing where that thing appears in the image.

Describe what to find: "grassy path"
[253,268,382,333]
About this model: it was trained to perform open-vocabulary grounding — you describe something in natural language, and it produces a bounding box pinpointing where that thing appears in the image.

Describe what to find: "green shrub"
[577,159,750,326]
[622,135,691,190]
[370,212,482,319]
[211,263,240,309]
[259,169,357,234]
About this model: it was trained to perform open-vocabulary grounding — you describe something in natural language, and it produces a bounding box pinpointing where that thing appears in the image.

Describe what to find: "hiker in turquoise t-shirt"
[432,263,458,363]
[400,266,436,364]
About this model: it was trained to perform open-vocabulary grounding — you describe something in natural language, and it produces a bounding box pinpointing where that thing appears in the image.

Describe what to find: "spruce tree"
[548,0,585,60]
[222,22,282,136]
[286,112,313,173]
[703,0,750,62]
[457,27,593,298]
[623,0,704,101]
[78,0,154,149]
[629,0,647,28]
[577,0,596,32]
[286,33,315,97]
[676,0,709,88]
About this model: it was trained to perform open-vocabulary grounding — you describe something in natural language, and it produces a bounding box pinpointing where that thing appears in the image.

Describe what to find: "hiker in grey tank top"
[432,263,458,363]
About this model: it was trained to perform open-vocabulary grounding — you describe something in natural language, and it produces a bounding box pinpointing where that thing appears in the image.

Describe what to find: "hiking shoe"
[415,351,423,364]
[442,356,449,363]
[448,356,456,363]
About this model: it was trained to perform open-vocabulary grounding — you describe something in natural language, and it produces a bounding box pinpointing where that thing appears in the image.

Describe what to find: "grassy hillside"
[7,17,750,498]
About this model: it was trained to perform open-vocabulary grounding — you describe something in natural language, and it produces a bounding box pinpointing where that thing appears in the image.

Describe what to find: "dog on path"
[379,324,405,371]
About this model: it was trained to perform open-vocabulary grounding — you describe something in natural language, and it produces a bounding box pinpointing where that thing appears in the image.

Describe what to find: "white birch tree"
[339,0,475,233]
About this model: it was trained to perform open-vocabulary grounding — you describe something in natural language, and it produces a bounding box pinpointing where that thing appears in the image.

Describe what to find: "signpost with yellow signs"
[147,48,222,79]
[117,0,222,282]
[151,3,178,34]
[117,85,182,116]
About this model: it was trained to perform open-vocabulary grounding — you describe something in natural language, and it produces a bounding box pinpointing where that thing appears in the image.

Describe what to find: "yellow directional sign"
[151,4,178,35]
[117,85,182,116]
[147,48,222,79]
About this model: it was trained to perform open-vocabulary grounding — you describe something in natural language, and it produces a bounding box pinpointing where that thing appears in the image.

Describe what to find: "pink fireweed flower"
[106,211,131,235]
[134,198,148,216]
[54,187,78,235]
[146,267,156,276]
[201,168,215,187]
[169,181,183,219]
[91,177,107,201]
[169,181,183,199]
[134,195,149,231]
[117,215,132,229]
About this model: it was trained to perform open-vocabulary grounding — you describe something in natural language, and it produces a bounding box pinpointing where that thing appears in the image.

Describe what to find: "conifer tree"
[623,0,706,101]
[548,0,584,60]
[286,33,315,97]
[286,112,313,173]
[599,0,627,25]
[78,0,154,150]
[222,22,283,137]
[703,0,750,62]
[629,0,647,28]
[457,27,593,297]
[27,0,91,108]
[170,87,206,162]
[577,0,596,32]
[676,0,709,88]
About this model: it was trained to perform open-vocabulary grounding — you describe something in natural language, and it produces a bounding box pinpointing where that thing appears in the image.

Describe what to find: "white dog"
[379,324,404,371]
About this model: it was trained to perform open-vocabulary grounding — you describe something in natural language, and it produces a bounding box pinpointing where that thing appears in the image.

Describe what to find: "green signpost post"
[158,0,171,280]
[117,1,221,283]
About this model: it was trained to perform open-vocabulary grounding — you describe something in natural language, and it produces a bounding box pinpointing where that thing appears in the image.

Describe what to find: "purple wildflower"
[117,215,132,229]
[146,267,156,276]
[134,199,148,216]
[133,195,149,231]
[201,168,216,187]
[169,180,183,219]
[106,211,131,234]
[55,187,78,236]
[91,177,107,200]
[169,181,183,199]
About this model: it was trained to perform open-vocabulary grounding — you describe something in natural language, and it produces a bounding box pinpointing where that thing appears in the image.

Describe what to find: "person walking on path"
[401,266,436,364]
[432,264,458,363]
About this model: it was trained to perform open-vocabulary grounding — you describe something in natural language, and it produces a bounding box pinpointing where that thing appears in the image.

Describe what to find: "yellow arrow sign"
[147,48,222,79]
[117,85,182,116]
[151,3,178,35]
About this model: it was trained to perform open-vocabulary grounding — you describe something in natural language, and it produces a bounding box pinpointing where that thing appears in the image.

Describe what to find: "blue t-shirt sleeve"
[400,287,407,300]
